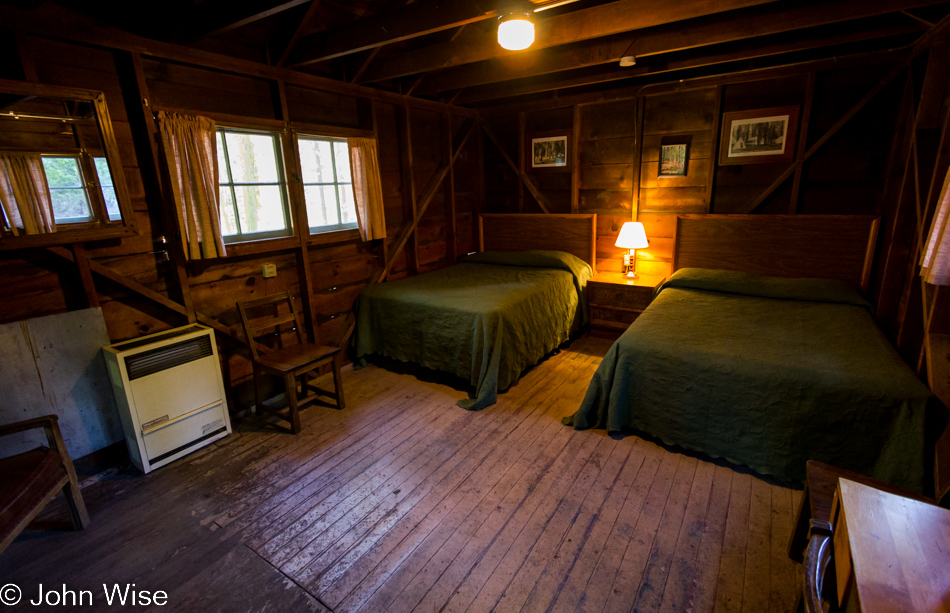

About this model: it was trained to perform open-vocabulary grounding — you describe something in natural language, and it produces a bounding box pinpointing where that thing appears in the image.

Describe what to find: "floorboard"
[0,336,802,613]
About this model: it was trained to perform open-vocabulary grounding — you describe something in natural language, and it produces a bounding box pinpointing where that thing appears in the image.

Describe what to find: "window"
[41,156,93,224]
[39,154,120,225]
[216,128,292,243]
[297,136,357,233]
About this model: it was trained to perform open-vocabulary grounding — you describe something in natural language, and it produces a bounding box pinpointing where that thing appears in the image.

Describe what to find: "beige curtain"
[921,164,950,286]
[0,153,56,235]
[348,137,387,241]
[157,112,226,259]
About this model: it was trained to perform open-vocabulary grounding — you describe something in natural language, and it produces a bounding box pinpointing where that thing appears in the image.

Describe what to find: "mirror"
[0,78,136,249]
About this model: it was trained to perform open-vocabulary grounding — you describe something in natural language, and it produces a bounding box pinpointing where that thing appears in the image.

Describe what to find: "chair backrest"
[237,291,306,361]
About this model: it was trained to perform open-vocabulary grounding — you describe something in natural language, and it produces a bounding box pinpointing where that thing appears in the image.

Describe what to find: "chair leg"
[285,372,302,434]
[332,356,345,410]
[62,477,90,529]
[252,365,262,416]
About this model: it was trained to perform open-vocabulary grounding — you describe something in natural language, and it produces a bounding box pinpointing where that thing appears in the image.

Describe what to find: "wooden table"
[832,478,950,612]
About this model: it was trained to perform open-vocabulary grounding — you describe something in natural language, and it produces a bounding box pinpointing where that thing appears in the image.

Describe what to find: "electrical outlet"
[262,263,277,278]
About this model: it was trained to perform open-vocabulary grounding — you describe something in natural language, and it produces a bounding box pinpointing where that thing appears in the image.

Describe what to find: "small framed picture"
[719,106,799,165]
[658,142,689,177]
[527,131,570,172]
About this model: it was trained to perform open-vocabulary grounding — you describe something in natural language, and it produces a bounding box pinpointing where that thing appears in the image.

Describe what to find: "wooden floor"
[1,336,802,613]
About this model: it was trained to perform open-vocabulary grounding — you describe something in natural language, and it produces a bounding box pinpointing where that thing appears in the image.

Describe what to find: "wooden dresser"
[587,272,665,332]
[831,478,950,612]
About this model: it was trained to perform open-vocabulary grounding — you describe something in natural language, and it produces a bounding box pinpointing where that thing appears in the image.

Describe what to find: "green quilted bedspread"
[355,250,592,411]
[564,268,933,491]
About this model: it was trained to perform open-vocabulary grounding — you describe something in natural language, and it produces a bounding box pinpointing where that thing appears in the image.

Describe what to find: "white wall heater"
[102,324,231,473]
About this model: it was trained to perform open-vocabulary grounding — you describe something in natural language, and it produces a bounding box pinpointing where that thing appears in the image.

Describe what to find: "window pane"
[234,185,286,234]
[49,188,91,223]
[304,185,340,228]
[93,158,121,220]
[333,142,351,183]
[219,187,238,236]
[102,187,120,221]
[93,157,114,187]
[299,138,334,183]
[42,157,84,189]
[225,133,279,183]
[338,184,356,224]
[216,133,228,184]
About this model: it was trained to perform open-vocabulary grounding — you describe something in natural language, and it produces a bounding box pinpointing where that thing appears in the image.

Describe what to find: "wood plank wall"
[0,32,478,411]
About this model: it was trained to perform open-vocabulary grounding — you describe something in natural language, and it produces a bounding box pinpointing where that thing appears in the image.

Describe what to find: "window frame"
[295,134,358,235]
[215,126,294,245]
[0,81,137,250]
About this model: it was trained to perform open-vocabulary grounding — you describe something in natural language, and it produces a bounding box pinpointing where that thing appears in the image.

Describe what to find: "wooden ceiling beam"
[274,0,324,67]
[182,0,311,43]
[455,22,923,104]
[287,0,572,67]
[416,0,943,95]
[356,0,779,83]
[287,0,498,67]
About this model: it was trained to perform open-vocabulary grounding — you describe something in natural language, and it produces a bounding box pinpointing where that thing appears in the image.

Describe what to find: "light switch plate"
[262,263,277,278]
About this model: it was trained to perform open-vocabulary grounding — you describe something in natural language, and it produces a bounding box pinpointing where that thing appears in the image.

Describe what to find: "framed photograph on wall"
[718,105,799,165]
[527,131,570,172]
[658,142,689,177]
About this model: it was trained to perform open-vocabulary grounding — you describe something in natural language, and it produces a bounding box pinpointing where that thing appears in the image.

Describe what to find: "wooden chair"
[0,414,90,554]
[237,291,344,434]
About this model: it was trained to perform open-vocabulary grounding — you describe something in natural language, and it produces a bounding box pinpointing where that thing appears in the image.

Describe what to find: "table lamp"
[615,222,649,278]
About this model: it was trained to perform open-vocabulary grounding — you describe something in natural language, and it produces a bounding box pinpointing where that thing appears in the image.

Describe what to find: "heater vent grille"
[125,336,213,380]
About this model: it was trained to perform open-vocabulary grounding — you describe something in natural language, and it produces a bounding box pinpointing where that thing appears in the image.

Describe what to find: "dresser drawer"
[589,306,640,330]
[588,283,653,311]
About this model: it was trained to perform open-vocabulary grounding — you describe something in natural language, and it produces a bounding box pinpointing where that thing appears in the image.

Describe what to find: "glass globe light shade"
[498,16,535,51]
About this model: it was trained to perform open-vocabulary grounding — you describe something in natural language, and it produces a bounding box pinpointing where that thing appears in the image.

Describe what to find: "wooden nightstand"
[587,272,665,332]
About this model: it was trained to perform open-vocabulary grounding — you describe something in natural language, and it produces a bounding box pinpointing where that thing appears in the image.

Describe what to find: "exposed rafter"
[414,0,942,96]
[355,0,779,83]
[454,20,925,104]
[274,0,324,67]
[182,0,311,43]
[287,0,573,68]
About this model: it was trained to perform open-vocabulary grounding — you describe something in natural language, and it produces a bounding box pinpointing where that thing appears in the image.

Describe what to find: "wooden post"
[72,244,100,308]
[114,50,196,324]
[705,85,724,213]
[789,73,816,213]
[571,104,581,213]
[475,117,485,250]
[631,93,646,220]
[518,111,526,213]
[443,111,458,264]
[277,81,317,342]
[398,104,419,274]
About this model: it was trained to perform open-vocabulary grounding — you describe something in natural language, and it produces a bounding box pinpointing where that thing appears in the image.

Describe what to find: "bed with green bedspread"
[354,250,593,411]
[563,268,933,491]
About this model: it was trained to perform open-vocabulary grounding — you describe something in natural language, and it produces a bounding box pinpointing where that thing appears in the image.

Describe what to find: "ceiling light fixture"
[619,55,636,67]
[497,11,535,51]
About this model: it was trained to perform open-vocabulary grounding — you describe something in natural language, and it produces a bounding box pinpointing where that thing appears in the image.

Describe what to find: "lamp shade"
[498,15,535,51]
[615,222,648,249]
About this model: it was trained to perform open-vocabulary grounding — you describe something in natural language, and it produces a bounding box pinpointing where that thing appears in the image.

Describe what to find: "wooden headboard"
[673,214,880,291]
[479,214,598,273]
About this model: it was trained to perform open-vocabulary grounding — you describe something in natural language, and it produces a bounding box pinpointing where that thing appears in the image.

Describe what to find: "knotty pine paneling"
[578,100,638,271]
